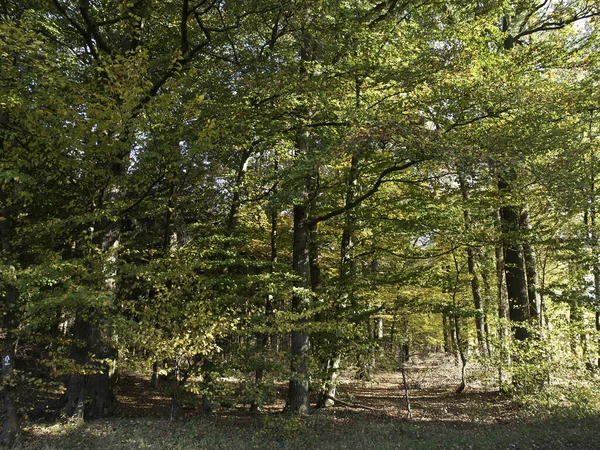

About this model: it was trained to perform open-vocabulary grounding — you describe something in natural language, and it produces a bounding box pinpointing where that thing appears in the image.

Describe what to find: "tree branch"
[50,0,98,58]
[181,0,190,55]
[445,109,509,133]
[311,160,421,225]
[78,0,110,54]
[514,10,600,41]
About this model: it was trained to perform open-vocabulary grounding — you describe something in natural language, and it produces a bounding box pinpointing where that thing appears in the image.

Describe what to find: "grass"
[14,411,600,449]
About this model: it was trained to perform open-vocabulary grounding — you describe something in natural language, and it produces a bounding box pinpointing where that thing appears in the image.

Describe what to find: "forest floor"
[12,354,600,449]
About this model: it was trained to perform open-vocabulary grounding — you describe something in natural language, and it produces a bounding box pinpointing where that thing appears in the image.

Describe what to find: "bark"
[498,29,538,343]
[495,243,510,386]
[452,254,468,393]
[442,314,451,354]
[377,318,384,339]
[286,131,314,412]
[287,28,315,414]
[1,284,18,446]
[225,151,252,236]
[455,315,468,394]
[251,203,278,412]
[318,149,360,408]
[479,263,493,355]
[503,239,529,340]
[1,198,19,446]
[308,221,322,294]
[268,203,279,351]
[401,366,412,419]
[496,244,508,324]
[587,145,600,368]
[498,175,530,341]
[340,151,360,289]
[449,318,458,362]
[63,310,117,419]
[401,317,410,363]
[569,300,585,356]
[151,361,159,389]
[595,269,600,368]
[0,232,19,446]
[591,198,600,367]
[316,356,340,409]
[459,175,485,353]
[596,309,600,369]
[287,202,311,413]
[521,209,540,324]
[64,188,120,420]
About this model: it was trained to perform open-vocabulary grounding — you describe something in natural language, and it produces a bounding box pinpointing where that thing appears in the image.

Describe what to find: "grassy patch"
[15,413,600,449]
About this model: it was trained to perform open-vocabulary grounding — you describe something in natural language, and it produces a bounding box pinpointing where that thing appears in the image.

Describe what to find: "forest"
[2,0,600,448]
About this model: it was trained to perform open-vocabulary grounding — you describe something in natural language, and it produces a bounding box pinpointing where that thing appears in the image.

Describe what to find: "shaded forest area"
[2,0,600,447]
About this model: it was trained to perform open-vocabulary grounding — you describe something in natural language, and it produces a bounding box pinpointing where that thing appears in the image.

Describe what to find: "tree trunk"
[64,189,120,420]
[0,110,19,446]
[442,314,451,354]
[503,241,529,340]
[287,203,311,413]
[151,361,159,389]
[479,261,493,355]
[521,209,540,325]
[309,221,322,294]
[455,315,468,394]
[569,299,585,356]
[466,246,485,350]
[226,150,252,236]
[251,201,278,412]
[586,144,600,367]
[459,174,485,353]
[318,148,360,408]
[449,317,458,362]
[64,310,117,420]
[1,284,18,446]
[495,243,510,387]
[316,356,340,409]
[595,264,600,367]
[287,27,316,413]
[499,175,530,341]
[452,253,468,393]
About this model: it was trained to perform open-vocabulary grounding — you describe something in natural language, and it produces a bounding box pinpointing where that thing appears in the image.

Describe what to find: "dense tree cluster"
[2,0,600,444]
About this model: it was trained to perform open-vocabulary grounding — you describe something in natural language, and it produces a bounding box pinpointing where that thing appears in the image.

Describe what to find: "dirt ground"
[115,353,518,426]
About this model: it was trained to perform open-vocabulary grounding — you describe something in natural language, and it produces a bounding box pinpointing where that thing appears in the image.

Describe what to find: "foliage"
[2,0,600,439]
